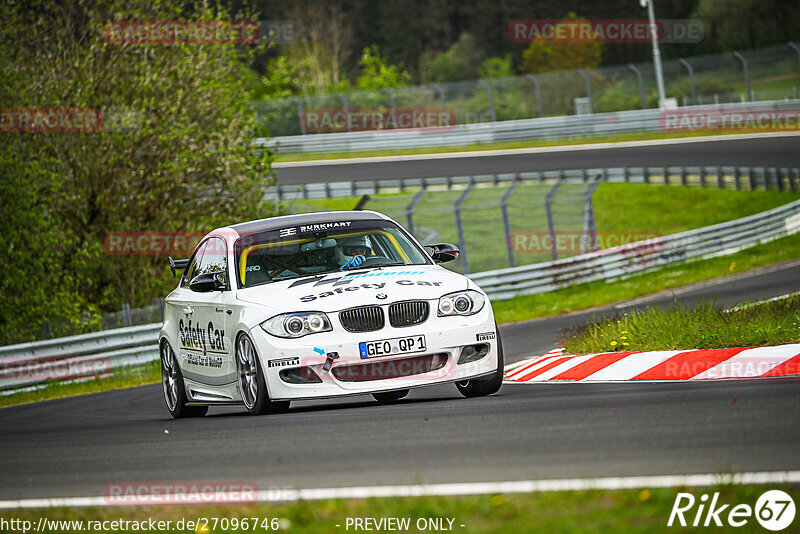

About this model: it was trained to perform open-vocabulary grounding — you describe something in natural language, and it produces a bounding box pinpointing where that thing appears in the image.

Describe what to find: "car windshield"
[234,219,431,288]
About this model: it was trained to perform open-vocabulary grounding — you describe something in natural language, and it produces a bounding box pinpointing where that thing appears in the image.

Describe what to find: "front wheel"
[236,333,290,416]
[456,325,504,398]
[161,341,208,419]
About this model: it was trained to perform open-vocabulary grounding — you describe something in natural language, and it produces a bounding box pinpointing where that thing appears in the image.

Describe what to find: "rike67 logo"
[668,490,796,531]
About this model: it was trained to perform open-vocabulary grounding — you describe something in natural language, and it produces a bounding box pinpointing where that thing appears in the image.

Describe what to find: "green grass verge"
[561,295,800,354]
[492,232,800,324]
[2,484,796,533]
[272,130,793,162]
[0,360,160,409]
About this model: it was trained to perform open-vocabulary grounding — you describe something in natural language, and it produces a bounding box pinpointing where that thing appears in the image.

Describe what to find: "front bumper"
[249,303,498,400]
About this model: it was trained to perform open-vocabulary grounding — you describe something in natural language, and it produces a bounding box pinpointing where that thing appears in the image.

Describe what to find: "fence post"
[699,167,706,188]
[292,97,307,134]
[716,166,724,189]
[477,79,496,122]
[335,92,351,131]
[623,166,630,182]
[734,167,742,190]
[501,178,521,268]
[545,178,565,261]
[789,42,800,72]
[157,297,165,322]
[525,74,545,117]
[627,64,647,109]
[122,303,132,327]
[732,52,754,102]
[454,182,475,274]
[405,189,426,236]
[429,83,446,111]
[576,69,594,113]
[678,59,697,105]
[582,175,603,253]
[680,167,688,186]
[381,88,397,128]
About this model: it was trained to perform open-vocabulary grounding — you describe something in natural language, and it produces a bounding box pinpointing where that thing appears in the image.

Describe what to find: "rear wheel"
[236,333,290,415]
[372,389,409,403]
[456,325,504,398]
[161,341,208,418]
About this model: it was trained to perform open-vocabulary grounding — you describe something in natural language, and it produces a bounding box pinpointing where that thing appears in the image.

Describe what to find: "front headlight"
[260,312,332,338]
[437,290,486,317]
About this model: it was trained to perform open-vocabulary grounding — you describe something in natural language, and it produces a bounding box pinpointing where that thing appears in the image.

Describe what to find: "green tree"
[357,46,411,90]
[521,14,605,74]
[0,0,276,340]
[479,54,516,79]
[420,33,486,82]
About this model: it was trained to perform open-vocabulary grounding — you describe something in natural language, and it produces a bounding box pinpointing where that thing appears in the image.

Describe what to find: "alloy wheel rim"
[161,343,179,411]
[237,336,258,409]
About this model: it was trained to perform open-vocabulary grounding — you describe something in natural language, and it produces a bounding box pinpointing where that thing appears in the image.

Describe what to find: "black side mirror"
[189,271,226,292]
[425,243,460,264]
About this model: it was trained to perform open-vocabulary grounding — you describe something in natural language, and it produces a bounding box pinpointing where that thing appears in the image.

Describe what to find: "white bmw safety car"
[159,210,503,418]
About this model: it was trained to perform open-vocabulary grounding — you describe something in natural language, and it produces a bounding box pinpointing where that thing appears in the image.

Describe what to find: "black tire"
[161,341,208,419]
[236,333,290,416]
[372,389,409,402]
[455,325,504,398]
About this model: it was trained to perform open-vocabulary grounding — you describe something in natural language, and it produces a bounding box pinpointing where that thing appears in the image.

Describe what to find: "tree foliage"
[0,0,276,340]
[521,14,605,74]
[356,46,411,90]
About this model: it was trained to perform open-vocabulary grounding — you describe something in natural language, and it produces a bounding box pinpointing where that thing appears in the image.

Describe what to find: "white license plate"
[359,335,426,359]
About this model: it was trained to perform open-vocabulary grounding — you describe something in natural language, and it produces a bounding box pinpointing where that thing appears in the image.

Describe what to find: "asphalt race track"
[274,134,800,184]
[1,261,798,501]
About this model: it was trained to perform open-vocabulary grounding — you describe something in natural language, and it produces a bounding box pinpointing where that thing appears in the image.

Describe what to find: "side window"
[181,241,206,288]
[195,237,228,286]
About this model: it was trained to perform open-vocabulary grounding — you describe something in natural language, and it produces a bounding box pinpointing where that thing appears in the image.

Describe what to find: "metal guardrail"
[257,99,800,154]
[2,181,799,393]
[255,43,800,138]
[269,164,800,201]
[0,324,160,391]
[469,198,800,300]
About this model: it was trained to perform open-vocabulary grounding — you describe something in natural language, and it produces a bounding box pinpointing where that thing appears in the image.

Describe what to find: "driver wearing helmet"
[335,235,373,270]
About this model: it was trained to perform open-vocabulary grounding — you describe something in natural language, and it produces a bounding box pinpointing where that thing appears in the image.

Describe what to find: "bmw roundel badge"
[376,293,388,300]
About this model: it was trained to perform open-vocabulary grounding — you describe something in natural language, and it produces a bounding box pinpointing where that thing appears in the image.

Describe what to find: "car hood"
[235,264,469,312]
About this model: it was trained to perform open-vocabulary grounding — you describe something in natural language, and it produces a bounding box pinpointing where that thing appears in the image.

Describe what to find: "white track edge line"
[3,471,799,509]
[272,131,800,168]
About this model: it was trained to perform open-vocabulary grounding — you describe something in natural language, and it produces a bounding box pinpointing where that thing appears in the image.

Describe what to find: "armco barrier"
[469,198,800,300]
[268,164,800,201]
[1,198,798,393]
[0,324,160,391]
[257,99,800,154]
